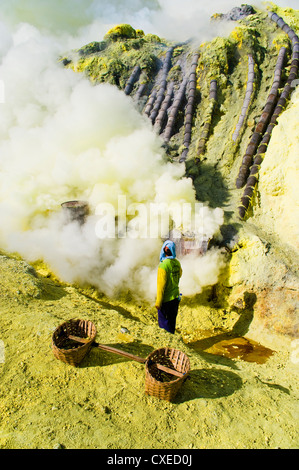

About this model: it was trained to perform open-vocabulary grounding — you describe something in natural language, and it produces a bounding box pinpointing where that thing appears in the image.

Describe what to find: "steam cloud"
[3,0,282,302]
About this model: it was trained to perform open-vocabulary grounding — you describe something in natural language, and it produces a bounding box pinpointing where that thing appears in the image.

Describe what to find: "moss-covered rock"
[104,24,137,41]
[64,23,168,88]
[78,41,107,56]
[197,37,236,90]
[144,33,161,43]
[230,25,261,55]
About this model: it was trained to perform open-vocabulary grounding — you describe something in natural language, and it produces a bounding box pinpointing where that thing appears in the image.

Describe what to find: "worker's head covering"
[159,240,176,262]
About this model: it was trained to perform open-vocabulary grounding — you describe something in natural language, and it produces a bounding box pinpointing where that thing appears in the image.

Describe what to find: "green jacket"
[155,258,182,308]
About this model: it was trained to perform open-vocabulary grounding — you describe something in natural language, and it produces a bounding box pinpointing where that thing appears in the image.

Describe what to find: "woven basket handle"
[95,342,146,363]
[68,334,145,363]
[68,335,184,377]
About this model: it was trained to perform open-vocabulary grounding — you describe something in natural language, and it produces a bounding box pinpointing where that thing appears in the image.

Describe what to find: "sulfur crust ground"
[0,253,298,449]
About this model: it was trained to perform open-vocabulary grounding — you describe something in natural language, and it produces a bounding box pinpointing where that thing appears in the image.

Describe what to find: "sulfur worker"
[155,240,182,334]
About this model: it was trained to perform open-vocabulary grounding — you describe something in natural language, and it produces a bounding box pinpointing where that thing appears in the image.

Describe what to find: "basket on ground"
[52,320,191,401]
[145,347,190,401]
[52,319,97,367]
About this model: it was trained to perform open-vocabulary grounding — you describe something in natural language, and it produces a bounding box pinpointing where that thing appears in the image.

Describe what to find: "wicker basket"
[52,319,97,367]
[145,347,190,401]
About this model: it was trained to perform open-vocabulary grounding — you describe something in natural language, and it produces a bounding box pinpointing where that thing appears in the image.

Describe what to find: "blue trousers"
[158,298,179,334]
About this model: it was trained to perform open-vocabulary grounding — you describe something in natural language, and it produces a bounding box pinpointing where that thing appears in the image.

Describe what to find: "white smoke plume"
[2,1,274,302]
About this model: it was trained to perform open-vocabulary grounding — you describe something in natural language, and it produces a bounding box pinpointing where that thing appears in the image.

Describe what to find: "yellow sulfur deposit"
[104,24,137,41]
[227,235,268,286]
[258,88,299,252]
